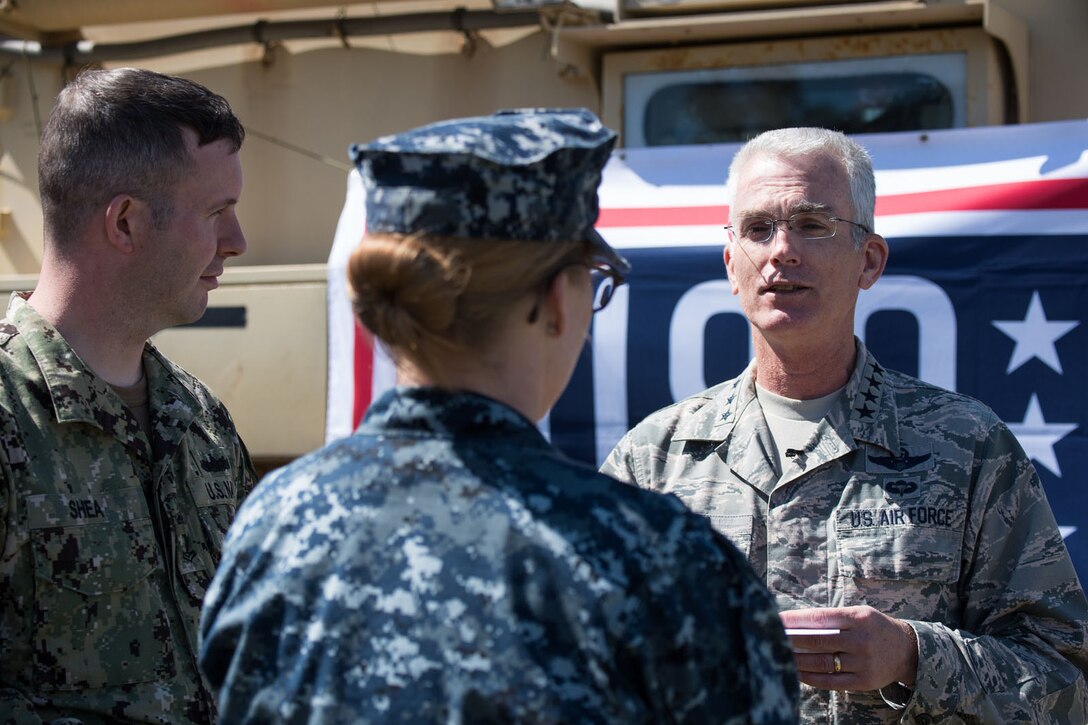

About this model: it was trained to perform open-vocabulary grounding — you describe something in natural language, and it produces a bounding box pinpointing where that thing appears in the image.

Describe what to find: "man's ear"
[859,234,889,290]
[103,194,144,254]
[723,243,740,295]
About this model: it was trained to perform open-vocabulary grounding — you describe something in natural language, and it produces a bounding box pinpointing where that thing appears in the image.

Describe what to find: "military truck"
[0,0,1084,471]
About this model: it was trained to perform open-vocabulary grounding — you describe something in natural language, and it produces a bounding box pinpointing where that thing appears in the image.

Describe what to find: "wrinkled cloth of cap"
[349,108,617,243]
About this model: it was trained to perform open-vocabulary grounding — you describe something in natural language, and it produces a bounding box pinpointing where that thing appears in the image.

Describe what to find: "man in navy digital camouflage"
[0,69,256,723]
[199,108,799,724]
[603,126,1088,722]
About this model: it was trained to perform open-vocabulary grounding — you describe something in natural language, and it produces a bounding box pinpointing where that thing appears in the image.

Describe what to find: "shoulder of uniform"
[145,340,225,407]
[626,376,739,440]
[881,366,1002,426]
[654,377,737,421]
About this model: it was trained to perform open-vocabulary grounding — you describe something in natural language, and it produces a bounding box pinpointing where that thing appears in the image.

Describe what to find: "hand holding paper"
[780,605,919,692]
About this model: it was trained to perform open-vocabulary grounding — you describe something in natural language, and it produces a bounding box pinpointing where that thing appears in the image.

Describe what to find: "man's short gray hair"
[724,127,876,247]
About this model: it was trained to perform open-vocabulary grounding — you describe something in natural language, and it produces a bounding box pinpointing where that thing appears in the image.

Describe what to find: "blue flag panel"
[550,236,1088,584]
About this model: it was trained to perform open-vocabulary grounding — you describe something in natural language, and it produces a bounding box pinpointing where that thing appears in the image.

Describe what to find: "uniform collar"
[7,293,201,446]
[360,386,551,448]
[841,338,901,456]
[671,337,901,456]
[671,359,756,443]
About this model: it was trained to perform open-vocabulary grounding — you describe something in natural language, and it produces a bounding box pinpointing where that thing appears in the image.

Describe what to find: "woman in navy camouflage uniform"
[198,108,799,724]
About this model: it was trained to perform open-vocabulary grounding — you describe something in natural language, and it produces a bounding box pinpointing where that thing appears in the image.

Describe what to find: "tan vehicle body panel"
[0,0,1084,466]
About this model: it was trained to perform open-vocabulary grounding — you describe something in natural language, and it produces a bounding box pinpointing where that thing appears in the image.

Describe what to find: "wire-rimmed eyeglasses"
[724,212,870,245]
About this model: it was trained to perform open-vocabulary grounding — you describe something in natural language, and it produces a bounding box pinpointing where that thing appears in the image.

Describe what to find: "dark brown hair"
[38,67,245,247]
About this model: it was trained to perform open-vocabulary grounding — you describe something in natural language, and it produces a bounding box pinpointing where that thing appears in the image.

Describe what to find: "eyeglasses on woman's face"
[526,256,628,324]
[586,260,625,313]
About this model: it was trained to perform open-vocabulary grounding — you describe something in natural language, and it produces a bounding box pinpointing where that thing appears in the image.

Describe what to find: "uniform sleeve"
[0,421,45,723]
[640,511,800,723]
[215,399,257,503]
[903,421,1088,723]
[199,466,276,706]
[234,433,258,502]
[0,431,9,561]
[600,432,640,485]
[601,414,688,491]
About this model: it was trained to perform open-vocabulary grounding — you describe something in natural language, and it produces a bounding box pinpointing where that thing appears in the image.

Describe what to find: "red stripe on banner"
[352,321,374,429]
[875,178,1088,214]
[596,178,1088,227]
[598,206,728,227]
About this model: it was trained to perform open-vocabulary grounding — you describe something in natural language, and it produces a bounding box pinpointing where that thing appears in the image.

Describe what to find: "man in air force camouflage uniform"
[199,109,800,724]
[0,69,256,723]
[602,127,1088,723]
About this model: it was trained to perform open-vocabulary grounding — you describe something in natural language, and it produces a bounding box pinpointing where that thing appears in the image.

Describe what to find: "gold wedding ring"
[833,654,842,674]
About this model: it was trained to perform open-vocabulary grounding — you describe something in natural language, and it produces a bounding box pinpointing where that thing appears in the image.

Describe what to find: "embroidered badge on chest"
[878,476,923,503]
[866,445,933,474]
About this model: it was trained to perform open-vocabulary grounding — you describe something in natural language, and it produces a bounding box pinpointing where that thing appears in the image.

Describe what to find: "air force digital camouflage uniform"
[199,108,799,724]
[0,294,256,723]
[603,339,1088,723]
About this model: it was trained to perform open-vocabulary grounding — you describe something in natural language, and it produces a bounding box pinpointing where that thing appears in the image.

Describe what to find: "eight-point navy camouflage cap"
[349,108,627,269]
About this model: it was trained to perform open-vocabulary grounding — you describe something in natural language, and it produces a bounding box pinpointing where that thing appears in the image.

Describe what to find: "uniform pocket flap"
[28,488,159,595]
[837,523,961,583]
